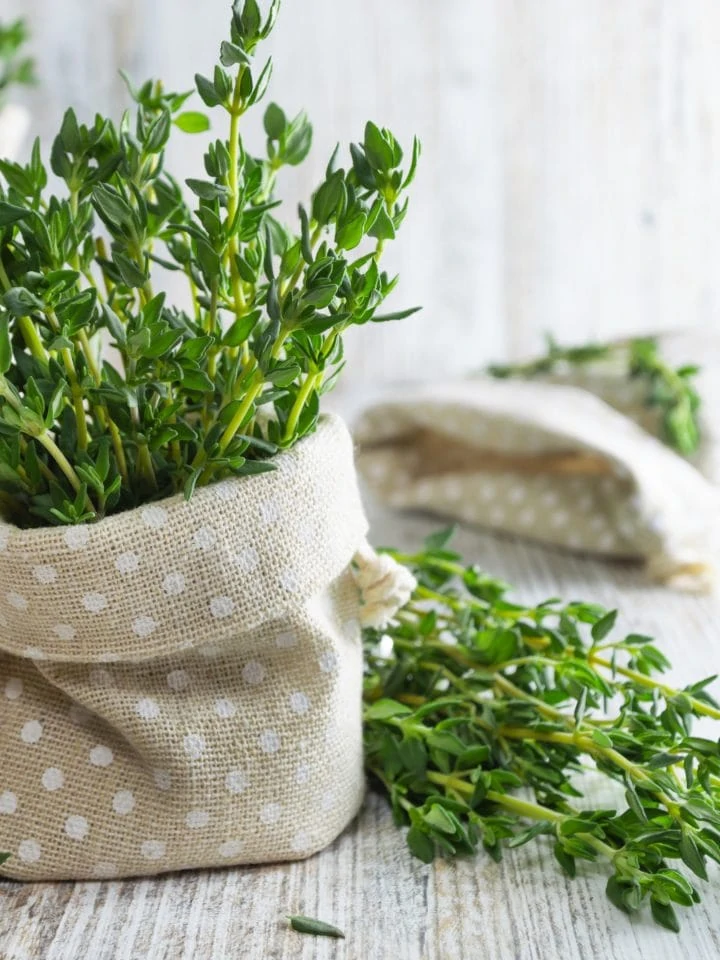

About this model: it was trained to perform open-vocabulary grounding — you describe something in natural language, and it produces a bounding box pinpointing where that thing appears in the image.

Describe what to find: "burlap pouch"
[356,375,720,591]
[0,414,413,881]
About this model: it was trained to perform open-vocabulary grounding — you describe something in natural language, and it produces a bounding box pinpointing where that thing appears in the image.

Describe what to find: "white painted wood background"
[3,0,720,385]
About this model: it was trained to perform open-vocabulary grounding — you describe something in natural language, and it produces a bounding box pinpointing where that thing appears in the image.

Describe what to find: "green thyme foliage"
[0,20,35,106]
[288,916,346,939]
[488,335,701,455]
[629,337,701,455]
[0,0,420,527]
[363,529,720,931]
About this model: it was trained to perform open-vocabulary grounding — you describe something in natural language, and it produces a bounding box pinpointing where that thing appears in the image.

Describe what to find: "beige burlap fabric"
[0,414,411,881]
[356,336,720,590]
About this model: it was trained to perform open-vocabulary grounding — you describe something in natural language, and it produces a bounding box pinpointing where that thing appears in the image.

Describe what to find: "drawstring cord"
[351,543,417,629]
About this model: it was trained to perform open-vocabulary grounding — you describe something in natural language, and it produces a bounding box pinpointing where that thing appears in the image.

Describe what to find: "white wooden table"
[1,503,719,960]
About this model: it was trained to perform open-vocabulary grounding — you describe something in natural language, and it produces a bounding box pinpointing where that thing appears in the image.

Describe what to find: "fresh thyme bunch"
[0,0,419,528]
[488,335,701,455]
[363,529,720,932]
[0,20,35,108]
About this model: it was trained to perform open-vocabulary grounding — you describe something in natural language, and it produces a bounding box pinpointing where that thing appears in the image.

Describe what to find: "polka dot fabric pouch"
[0,415,413,881]
[355,378,720,591]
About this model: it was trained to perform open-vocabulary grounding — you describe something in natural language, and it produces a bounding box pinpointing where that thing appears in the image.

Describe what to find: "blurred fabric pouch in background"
[355,331,720,592]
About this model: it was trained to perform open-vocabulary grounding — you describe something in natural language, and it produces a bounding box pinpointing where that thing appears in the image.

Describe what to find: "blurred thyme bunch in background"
[489,335,701,456]
[0,0,420,528]
[0,20,35,108]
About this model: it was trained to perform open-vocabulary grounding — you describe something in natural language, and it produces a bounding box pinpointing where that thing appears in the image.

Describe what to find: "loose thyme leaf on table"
[488,334,702,455]
[362,528,720,932]
[288,915,346,939]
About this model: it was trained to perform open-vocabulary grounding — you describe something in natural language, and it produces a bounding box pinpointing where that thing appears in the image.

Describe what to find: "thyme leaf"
[488,334,701,455]
[0,19,35,107]
[363,531,720,932]
[288,915,346,939]
[0,0,420,528]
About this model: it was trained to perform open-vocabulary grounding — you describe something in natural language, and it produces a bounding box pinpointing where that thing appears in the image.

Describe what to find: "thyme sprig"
[0,20,35,108]
[288,916,345,939]
[0,0,419,528]
[488,335,701,455]
[363,529,720,932]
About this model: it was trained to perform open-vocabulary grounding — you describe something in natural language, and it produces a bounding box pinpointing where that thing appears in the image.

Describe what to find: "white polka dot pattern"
[185,809,210,829]
[290,830,311,853]
[241,661,265,685]
[21,720,42,744]
[162,572,185,596]
[24,646,45,661]
[276,631,297,649]
[141,506,167,530]
[64,815,89,841]
[114,553,139,575]
[294,763,311,785]
[33,565,57,585]
[89,746,114,767]
[214,698,236,719]
[135,697,161,720]
[192,527,216,551]
[152,769,172,792]
[0,416,373,881]
[0,416,368,664]
[4,677,22,700]
[82,593,107,614]
[233,547,259,573]
[41,768,64,792]
[218,839,243,858]
[258,730,281,754]
[225,770,249,795]
[18,839,41,863]
[259,802,281,824]
[7,592,27,611]
[166,669,190,692]
[112,790,135,815]
[183,734,206,760]
[64,527,89,551]
[210,596,234,619]
[132,616,157,638]
[289,692,310,715]
[355,381,720,588]
[140,839,166,860]
[0,791,17,814]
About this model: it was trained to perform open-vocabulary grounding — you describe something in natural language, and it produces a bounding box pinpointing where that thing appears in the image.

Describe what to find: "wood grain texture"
[1,503,719,960]
[3,0,720,386]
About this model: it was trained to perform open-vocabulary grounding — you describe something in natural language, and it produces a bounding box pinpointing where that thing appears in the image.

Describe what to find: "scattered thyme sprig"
[363,529,720,932]
[0,0,420,528]
[488,335,701,455]
[288,916,345,939]
[0,20,35,109]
